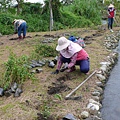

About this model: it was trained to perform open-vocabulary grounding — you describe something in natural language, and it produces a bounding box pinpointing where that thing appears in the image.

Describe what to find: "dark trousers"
[108,18,114,29]
[61,56,90,73]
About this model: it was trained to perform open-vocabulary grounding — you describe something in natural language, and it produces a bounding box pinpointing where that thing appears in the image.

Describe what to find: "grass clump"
[35,44,58,57]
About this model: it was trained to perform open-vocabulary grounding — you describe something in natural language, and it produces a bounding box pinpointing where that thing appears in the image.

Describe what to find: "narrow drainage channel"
[101,41,120,120]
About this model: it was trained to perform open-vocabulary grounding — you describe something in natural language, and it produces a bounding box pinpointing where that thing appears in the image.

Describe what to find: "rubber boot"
[23,36,25,39]
[19,36,22,39]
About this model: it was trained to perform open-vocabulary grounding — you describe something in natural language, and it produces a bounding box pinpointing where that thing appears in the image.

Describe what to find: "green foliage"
[0,13,18,35]
[40,101,51,119]
[71,0,101,25]
[0,0,105,35]
[0,13,50,35]
[51,0,62,22]
[0,13,14,35]
[0,14,12,25]
[53,21,65,30]
[25,14,49,32]
[0,24,13,35]
[34,44,57,57]
[61,10,93,28]
[3,52,35,89]
[54,94,62,100]
[60,10,80,27]
[22,3,43,14]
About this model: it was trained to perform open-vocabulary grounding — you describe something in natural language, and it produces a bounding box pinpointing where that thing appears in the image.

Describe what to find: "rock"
[95,86,103,95]
[11,82,18,93]
[62,113,76,120]
[96,82,104,88]
[48,61,55,68]
[87,103,99,115]
[4,89,12,97]
[0,33,2,36]
[89,99,102,108]
[36,68,43,73]
[91,91,101,96]
[38,60,45,65]
[92,96,99,102]
[81,111,89,119]
[0,88,4,96]
[14,88,23,97]
[96,74,106,81]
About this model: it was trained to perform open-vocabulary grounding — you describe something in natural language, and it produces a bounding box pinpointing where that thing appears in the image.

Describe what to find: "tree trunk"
[49,0,53,31]
[16,0,23,15]
[17,2,20,15]
[103,0,104,4]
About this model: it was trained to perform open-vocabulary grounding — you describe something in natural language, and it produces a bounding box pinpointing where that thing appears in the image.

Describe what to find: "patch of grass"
[19,103,30,111]
[40,101,51,119]
[35,44,57,57]
[0,104,14,113]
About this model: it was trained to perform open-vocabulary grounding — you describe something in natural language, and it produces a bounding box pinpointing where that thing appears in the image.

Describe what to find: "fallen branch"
[65,70,97,99]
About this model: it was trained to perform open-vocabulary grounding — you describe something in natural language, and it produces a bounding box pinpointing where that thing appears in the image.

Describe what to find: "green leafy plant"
[35,44,58,57]
[40,101,51,119]
[3,52,36,89]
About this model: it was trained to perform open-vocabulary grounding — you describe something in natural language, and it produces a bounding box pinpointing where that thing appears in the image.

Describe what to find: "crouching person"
[13,19,27,39]
[52,36,90,74]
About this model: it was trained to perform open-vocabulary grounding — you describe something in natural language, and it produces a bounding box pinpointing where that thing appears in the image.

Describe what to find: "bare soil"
[0,26,120,120]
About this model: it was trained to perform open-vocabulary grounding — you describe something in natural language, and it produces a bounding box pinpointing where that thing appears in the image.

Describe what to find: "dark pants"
[61,56,90,73]
[108,18,114,29]
[18,22,27,37]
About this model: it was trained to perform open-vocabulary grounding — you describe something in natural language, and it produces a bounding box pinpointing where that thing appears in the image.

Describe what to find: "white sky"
[11,0,44,6]
[25,0,62,4]
[24,0,44,4]
[12,0,62,5]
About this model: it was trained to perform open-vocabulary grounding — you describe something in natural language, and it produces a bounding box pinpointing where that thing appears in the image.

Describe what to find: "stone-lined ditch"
[80,31,120,120]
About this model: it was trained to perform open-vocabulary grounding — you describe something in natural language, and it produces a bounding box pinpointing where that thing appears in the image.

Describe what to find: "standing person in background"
[13,19,27,39]
[52,37,90,74]
[107,4,116,32]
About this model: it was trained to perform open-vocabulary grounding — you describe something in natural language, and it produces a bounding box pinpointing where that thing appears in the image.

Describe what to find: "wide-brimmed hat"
[56,37,70,51]
[108,4,114,8]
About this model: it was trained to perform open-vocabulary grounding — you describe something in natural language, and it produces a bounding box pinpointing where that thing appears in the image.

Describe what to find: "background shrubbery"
[0,0,120,35]
[0,0,103,35]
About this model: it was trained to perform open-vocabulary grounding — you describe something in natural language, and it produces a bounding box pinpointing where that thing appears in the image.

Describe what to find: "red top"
[108,8,115,18]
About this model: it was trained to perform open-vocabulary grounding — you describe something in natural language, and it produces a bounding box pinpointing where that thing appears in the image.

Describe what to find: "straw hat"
[108,4,114,8]
[56,37,70,51]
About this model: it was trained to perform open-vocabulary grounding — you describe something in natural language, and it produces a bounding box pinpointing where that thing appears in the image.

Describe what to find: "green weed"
[40,101,51,119]
[2,51,36,89]
[54,94,62,101]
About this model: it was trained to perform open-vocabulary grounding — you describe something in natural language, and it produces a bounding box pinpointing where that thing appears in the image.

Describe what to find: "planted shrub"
[3,52,35,89]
